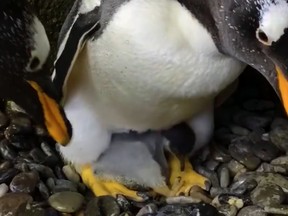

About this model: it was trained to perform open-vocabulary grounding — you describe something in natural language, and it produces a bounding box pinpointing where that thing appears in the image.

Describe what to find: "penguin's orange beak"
[276,65,288,115]
[28,81,71,146]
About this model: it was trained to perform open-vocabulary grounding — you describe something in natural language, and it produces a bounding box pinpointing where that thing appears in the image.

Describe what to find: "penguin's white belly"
[66,0,246,131]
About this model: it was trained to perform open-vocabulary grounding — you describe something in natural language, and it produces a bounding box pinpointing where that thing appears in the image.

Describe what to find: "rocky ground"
[0,67,287,216]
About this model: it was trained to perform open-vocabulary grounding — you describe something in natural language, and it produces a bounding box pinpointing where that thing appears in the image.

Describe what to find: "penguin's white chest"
[66,0,245,131]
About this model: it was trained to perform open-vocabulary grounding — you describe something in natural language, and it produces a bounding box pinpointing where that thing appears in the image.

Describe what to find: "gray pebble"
[227,159,245,176]
[233,111,272,130]
[270,125,288,152]
[229,138,261,170]
[29,148,47,163]
[10,171,40,193]
[16,203,45,216]
[0,111,8,129]
[264,205,288,215]
[0,168,20,184]
[0,139,17,160]
[256,163,287,174]
[251,140,280,162]
[204,159,220,171]
[37,181,50,200]
[53,179,78,193]
[62,165,80,183]
[242,99,274,111]
[28,163,55,179]
[230,125,250,136]
[237,206,267,216]
[271,117,288,129]
[271,155,288,166]
[0,183,8,197]
[211,144,232,163]
[230,178,257,195]
[85,196,121,216]
[210,187,229,197]
[251,183,285,207]
[235,172,288,193]
[48,191,84,213]
[0,193,33,216]
[218,166,230,188]
[0,161,12,171]
[217,204,238,216]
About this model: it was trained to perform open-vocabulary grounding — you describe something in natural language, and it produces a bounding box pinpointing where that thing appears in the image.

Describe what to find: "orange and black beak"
[275,65,288,115]
[27,80,72,146]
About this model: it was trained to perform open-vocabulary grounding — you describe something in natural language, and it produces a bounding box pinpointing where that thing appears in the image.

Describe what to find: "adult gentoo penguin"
[53,0,288,201]
[0,0,72,146]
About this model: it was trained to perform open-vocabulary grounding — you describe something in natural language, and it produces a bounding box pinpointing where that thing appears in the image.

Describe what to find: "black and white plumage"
[0,0,72,146]
[53,0,288,200]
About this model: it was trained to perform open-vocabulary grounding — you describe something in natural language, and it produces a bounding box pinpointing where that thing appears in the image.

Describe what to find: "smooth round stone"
[0,168,20,184]
[230,178,257,195]
[27,163,55,179]
[29,148,47,163]
[136,204,157,216]
[16,203,45,216]
[271,118,288,129]
[251,140,280,162]
[0,193,33,215]
[37,181,50,200]
[218,166,230,188]
[230,125,250,136]
[85,196,120,216]
[48,191,84,213]
[53,179,78,193]
[10,114,32,133]
[0,111,8,129]
[271,156,288,166]
[237,206,267,216]
[204,159,220,171]
[256,163,287,174]
[270,126,288,152]
[227,159,245,175]
[251,183,285,207]
[0,139,17,160]
[233,111,272,130]
[217,204,237,216]
[0,161,12,171]
[0,183,8,197]
[62,165,80,183]
[229,138,261,170]
[156,203,218,216]
[242,99,274,111]
[10,171,40,193]
[211,145,232,163]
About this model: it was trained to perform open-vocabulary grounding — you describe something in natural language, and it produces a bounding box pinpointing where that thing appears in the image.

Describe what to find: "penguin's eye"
[256,28,272,46]
[30,57,40,70]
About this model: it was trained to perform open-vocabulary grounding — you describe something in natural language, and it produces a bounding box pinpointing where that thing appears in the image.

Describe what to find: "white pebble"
[62,165,80,183]
[0,183,9,197]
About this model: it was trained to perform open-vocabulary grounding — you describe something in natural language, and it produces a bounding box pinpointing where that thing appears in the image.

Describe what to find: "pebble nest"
[0,68,287,216]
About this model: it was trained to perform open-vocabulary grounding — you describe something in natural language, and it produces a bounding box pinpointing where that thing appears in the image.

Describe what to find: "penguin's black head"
[0,0,72,146]
[0,0,50,74]
[213,0,288,114]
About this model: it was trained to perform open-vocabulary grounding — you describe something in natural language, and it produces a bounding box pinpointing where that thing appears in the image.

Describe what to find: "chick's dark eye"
[258,30,268,42]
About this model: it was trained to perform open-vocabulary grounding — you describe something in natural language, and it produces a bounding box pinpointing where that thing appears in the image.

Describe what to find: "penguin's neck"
[178,0,224,54]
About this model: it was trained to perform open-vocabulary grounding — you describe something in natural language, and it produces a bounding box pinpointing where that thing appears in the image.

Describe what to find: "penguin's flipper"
[52,0,101,99]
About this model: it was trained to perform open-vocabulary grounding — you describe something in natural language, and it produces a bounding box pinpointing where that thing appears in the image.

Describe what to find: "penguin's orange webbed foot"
[80,165,146,202]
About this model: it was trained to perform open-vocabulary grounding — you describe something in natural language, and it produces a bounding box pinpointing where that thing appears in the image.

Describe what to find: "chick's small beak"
[276,65,288,115]
[27,81,71,146]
